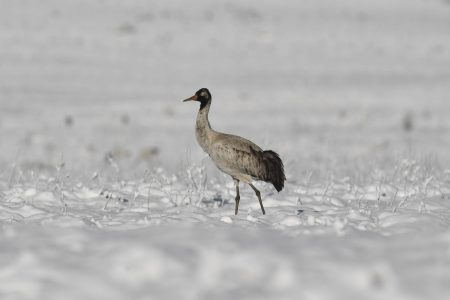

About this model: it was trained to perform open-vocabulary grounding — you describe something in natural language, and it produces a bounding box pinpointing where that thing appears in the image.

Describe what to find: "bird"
[183,88,285,215]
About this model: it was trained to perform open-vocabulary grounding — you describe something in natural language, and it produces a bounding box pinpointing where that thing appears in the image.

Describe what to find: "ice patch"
[220,216,233,224]
[279,216,301,227]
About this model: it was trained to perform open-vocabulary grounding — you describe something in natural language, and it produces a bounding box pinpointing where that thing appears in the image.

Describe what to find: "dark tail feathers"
[262,150,285,192]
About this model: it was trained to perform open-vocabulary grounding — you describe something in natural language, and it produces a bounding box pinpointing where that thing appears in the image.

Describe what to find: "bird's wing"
[210,134,264,179]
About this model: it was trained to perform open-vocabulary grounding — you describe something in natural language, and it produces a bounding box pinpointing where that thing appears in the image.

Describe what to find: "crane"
[183,88,285,215]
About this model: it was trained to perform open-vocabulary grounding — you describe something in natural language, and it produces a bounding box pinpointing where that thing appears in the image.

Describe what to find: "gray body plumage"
[195,95,285,191]
[185,88,285,214]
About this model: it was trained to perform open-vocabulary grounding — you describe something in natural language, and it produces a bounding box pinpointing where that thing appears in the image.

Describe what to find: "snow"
[1,0,450,299]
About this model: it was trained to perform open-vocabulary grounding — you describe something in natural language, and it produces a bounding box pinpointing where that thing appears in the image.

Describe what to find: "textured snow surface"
[1,168,450,300]
[1,0,450,299]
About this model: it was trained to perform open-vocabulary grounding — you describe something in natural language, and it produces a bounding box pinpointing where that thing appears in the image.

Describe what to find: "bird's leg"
[234,179,240,215]
[249,183,265,215]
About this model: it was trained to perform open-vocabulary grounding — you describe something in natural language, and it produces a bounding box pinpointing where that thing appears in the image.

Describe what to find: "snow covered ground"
[1,0,450,299]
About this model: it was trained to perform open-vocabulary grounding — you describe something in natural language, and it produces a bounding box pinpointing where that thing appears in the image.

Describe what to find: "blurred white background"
[1,0,449,178]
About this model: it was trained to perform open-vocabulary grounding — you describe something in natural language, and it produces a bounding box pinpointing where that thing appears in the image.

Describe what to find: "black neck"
[199,99,210,110]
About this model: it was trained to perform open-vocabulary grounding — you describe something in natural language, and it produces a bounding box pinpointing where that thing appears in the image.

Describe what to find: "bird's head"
[183,88,211,110]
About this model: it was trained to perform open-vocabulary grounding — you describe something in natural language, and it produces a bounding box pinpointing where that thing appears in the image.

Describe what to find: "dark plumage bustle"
[262,150,285,192]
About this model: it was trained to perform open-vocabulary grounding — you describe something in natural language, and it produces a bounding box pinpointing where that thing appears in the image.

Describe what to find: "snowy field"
[1,0,450,299]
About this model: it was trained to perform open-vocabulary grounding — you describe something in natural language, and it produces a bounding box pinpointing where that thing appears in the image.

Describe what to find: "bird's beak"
[183,94,198,102]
